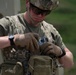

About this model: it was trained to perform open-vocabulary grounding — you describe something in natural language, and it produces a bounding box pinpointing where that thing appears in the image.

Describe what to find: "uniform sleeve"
[0,25,5,36]
[42,21,66,49]
[50,25,66,49]
[55,31,66,49]
[0,16,11,36]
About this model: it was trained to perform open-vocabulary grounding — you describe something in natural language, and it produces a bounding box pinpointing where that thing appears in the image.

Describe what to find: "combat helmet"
[29,0,59,10]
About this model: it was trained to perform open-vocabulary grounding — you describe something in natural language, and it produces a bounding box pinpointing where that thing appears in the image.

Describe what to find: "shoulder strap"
[17,13,32,32]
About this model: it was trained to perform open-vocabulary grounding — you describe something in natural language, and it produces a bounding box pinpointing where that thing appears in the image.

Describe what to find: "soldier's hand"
[40,42,62,57]
[14,33,39,52]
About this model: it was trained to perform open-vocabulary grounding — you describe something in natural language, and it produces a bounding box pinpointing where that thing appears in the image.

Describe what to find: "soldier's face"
[28,3,51,22]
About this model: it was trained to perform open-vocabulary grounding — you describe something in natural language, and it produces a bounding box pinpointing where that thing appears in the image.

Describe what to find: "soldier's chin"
[34,19,43,23]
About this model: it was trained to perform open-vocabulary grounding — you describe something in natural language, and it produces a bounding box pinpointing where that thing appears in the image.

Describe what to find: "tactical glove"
[14,33,39,52]
[40,42,63,57]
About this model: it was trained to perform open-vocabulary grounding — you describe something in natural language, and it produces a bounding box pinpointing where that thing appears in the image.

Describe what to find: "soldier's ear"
[26,0,30,10]
[26,0,29,4]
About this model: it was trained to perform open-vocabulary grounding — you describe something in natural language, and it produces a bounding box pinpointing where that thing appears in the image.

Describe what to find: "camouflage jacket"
[0,13,66,62]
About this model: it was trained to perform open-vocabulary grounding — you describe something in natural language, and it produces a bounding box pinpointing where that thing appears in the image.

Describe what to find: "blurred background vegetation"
[20,0,76,75]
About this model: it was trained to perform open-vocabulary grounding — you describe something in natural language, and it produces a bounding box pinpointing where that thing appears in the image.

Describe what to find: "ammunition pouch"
[0,61,23,75]
[0,48,64,75]
[0,48,30,75]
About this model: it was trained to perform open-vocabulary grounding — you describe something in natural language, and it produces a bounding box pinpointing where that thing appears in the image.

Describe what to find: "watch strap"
[9,35,15,45]
[58,48,66,58]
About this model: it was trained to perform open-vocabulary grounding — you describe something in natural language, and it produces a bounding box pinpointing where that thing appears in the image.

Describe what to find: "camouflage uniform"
[0,13,66,62]
[0,0,65,75]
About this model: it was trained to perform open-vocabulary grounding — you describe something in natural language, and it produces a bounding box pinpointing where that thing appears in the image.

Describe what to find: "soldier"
[0,0,74,75]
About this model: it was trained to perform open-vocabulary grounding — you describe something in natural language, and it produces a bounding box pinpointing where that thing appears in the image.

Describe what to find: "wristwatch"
[9,35,15,45]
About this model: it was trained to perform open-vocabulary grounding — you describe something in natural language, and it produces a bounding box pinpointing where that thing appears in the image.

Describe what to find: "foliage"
[45,0,76,44]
